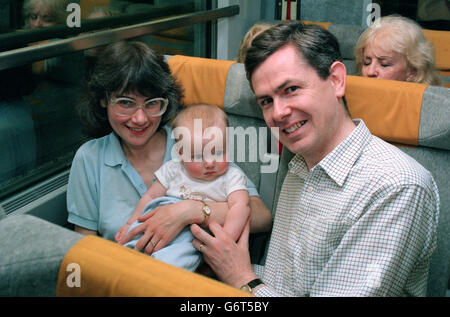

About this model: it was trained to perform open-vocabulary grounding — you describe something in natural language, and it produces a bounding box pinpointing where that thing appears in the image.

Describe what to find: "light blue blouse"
[67,125,258,241]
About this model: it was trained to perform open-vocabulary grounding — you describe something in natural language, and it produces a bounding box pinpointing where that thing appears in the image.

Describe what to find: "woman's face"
[103,91,163,151]
[361,37,415,82]
[28,1,57,29]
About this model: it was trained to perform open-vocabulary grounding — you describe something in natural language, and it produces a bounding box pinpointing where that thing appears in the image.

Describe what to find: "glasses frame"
[108,95,169,118]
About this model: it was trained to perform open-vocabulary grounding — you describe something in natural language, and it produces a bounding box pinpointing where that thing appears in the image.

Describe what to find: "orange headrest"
[423,29,450,71]
[346,76,426,146]
[168,55,236,108]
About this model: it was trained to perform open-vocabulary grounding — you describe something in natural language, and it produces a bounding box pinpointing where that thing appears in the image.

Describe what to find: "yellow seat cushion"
[56,236,250,297]
[346,76,426,145]
[168,55,236,108]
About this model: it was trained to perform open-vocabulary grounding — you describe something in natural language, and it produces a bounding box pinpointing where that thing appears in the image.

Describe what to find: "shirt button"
[306,186,314,193]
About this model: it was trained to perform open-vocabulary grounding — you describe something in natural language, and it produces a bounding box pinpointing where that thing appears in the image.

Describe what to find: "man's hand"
[191,218,259,288]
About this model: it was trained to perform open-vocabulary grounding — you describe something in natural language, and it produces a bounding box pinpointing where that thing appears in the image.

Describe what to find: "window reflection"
[23,0,72,30]
[0,0,209,199]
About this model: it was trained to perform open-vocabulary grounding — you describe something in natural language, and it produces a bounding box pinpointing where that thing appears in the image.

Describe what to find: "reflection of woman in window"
[354,15,442,86]
[23,0,71,29]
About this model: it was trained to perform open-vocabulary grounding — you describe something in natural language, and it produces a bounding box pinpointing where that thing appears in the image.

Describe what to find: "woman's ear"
[329,61,347,98]
[406,68,417,82]
[100,99,107,108]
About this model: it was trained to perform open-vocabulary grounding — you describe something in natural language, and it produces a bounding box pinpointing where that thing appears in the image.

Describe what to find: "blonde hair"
[354,15,442,86]
[172,104,228,132]
[237,23,273,63]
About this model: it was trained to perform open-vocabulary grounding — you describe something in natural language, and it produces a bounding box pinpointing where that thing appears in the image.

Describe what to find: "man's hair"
[245,21,343,82]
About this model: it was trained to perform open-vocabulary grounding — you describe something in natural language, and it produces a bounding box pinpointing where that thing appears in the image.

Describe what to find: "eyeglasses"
[109,96,169,117]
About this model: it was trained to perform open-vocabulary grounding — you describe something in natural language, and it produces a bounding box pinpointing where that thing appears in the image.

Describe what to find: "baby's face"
[183,148,229,181]
[179,122,229,181]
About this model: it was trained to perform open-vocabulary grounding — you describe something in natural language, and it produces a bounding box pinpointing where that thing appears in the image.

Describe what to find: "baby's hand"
[115,224,131,243]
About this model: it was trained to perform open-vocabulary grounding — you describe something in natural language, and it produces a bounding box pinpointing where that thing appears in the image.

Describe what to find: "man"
[191,21,439,296]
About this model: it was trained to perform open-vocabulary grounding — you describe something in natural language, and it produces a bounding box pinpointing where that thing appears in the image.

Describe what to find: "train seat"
[0,55,448,297]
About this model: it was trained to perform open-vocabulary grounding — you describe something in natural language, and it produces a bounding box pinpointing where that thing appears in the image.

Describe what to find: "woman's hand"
[118,199,199,255]
[114,223,131,243]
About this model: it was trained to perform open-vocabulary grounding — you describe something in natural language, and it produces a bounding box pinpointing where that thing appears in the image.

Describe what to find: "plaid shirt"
[254,120,439,297]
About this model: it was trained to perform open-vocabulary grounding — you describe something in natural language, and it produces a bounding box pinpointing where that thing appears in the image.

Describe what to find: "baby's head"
[172,104,229,181]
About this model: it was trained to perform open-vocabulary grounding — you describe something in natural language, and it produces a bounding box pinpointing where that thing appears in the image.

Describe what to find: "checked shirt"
[254,120,439,297]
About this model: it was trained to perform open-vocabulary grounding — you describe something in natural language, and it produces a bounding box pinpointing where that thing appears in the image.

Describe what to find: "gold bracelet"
[200,200,211,225]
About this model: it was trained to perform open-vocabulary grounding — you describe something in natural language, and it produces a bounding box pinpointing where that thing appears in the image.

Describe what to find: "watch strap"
[247,278,264,290]
[240,278,264,294]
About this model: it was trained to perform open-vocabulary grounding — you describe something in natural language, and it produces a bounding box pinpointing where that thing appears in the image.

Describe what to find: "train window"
[0,0,224,201]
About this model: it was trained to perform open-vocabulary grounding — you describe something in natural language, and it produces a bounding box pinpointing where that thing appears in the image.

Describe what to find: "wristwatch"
[200,200,211,224]
[240,278,264,294]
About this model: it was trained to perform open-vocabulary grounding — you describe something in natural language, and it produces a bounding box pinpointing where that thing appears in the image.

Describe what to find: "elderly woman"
[23,0,71,29]
[67,41,272,255]
[354,15,442,86]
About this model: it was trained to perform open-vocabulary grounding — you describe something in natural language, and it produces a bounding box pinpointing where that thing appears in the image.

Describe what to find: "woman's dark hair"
[79,41,183,138]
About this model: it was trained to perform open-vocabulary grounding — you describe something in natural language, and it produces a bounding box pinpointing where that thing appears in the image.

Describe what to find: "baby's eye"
[215,150,223,157]
[193,153,203,161]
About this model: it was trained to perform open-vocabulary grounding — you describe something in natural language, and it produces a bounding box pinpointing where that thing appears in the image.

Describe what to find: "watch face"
[204,205,211,215]
[240,285,251,293]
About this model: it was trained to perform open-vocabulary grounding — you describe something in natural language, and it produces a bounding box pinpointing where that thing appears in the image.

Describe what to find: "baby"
[115,104,251,271]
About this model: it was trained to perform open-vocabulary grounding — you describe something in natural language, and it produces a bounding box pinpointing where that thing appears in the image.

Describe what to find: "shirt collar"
[288,119,372,187]
[104,132,127,167]
[103,125,172,167]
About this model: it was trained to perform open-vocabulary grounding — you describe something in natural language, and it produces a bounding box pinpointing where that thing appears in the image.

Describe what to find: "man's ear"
[329,61,346,98]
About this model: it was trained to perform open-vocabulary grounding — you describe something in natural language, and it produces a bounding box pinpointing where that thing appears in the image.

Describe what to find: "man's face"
[251,44,348,167]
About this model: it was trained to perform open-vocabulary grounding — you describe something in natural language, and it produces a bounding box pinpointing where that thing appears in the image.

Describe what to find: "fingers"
[120,219,150,244]
[137,210,155,222]
[192,238,206,253]
[143,237,159,255]
[190,223,216,246]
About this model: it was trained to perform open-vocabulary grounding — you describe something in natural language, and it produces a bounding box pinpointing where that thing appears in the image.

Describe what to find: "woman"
[23,0,71,29]
[237,22,273,63]
[67,41,272,255]
[354,15,442,86]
